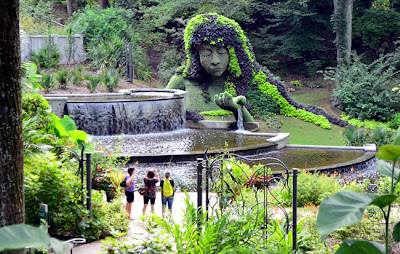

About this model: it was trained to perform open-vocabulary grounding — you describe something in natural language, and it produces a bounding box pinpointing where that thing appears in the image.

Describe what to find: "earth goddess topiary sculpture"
[166,13,348,128]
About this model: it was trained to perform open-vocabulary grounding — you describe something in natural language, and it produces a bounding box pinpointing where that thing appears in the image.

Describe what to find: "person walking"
[125,167,135,220]
[142,169,159,215]
[160,170,175,218]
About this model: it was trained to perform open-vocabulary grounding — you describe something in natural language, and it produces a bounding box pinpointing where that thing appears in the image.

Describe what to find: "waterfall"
[66,99,185,135]
[237,105,244,131]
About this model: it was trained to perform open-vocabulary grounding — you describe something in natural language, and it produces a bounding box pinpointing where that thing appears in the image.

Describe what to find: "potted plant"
[92,165,117,202]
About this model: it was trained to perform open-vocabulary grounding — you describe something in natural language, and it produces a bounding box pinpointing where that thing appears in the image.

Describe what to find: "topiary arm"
[214,92,254,122]
[166,74,185,90]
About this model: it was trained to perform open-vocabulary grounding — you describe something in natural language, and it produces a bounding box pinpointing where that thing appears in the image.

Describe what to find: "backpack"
[162,179,174,197]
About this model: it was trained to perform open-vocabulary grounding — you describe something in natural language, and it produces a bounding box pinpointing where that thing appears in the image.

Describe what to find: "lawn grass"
[278,115,345,145]
[291,89,339,117]
[204,88,346,146]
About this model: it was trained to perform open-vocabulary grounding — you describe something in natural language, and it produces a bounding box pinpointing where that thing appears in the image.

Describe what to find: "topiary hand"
[214,92,247,112]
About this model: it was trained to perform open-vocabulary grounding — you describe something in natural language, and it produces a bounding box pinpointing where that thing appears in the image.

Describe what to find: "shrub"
[342,126,369,147]
[86,35,127,72]
[86,74,103,93]
[69,6,135,44]
[342,125,395,148]
[276,170,342,207]
[327,53,400,122]
[157,48,185,85]
[103,69,120,92]
[388,112,400,130]
[31,35,61,69]
[71,65,85,86]
[21,62,42,92]
[24,153,128,242]
[22,93,52,128]
[55,68,70,89]
[40,72,54,93]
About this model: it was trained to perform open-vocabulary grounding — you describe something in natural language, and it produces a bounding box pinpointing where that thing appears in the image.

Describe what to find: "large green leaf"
[378,160,399,180]
[50,114,67,138]
[59,115,77,132]
[68,130,88,143]
[317,191,378,239]
[336,239,384,254]
[376,144,400,163]
[0,224,72,253]
[393,222,400,242]
[370,194,397,209]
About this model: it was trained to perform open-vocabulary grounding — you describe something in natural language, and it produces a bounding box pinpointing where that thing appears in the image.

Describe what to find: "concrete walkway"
[69,192,200,254]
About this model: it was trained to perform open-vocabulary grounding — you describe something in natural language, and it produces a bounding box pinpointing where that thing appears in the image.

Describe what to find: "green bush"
[70,6,152,82]
[103,69,120,92]
[255,70,331,129]
[31,36,60,69]
[55,68,69,89]
[327,53,400,122]
[69,6,135,44]
[22,93,52,128]
[71,65,85,86]
[40,72,54,93]
[86,35,127,71]
[388,112,400,130]
[86,74,103,93]
[24,154,128,242]
[353,7,400,61]
[276,170,365,207]
[342,126,395,148]
[157,48,185,85]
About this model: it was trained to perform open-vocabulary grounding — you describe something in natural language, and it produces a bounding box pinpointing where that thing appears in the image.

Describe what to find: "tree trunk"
[100,0,109,9]
[66,0,73,17]
[0,0,25,253]
[333,0,353,68]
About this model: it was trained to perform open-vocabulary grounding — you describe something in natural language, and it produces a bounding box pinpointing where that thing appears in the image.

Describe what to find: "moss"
[200,110,233,116]
[224,82,237,97]
[227,46,241,77]
[254,70,331,129]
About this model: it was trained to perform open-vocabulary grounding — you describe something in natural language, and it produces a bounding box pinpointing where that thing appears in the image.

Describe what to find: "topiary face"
[198,44,229,77]
[183,13,257,96]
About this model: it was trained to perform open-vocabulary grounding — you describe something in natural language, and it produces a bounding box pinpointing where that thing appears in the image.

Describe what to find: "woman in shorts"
[142,169,160,215]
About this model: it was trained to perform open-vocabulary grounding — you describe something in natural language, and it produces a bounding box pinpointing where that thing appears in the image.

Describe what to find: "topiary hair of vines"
[181,13,348,128]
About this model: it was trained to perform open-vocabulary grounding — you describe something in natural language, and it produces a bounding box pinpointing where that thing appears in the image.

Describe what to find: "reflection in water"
[91,129,269,155]
[249,148,366,171]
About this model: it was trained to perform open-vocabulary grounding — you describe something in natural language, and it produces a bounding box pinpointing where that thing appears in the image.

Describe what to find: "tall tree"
[333,0,353,67]
[100,0,109,9]
[66,0,74,17]
[0,1,25,252]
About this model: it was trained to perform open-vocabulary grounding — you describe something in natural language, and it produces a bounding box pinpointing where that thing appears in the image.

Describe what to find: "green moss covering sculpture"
[167,13,348,128]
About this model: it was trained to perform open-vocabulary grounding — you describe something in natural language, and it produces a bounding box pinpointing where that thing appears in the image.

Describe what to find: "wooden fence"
[21,34,85,64]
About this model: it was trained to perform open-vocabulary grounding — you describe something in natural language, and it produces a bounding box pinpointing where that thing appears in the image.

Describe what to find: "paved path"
[69,192,201,254]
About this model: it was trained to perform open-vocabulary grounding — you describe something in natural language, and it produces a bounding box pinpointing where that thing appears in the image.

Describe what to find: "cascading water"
[64,90,186,135]
[237,105,244,131]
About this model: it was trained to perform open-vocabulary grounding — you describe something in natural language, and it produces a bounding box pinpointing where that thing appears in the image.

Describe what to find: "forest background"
[20,0,400,83]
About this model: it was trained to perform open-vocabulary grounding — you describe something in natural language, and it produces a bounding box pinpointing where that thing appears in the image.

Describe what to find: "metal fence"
[21,34,85,64]
[197,152,299,252]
